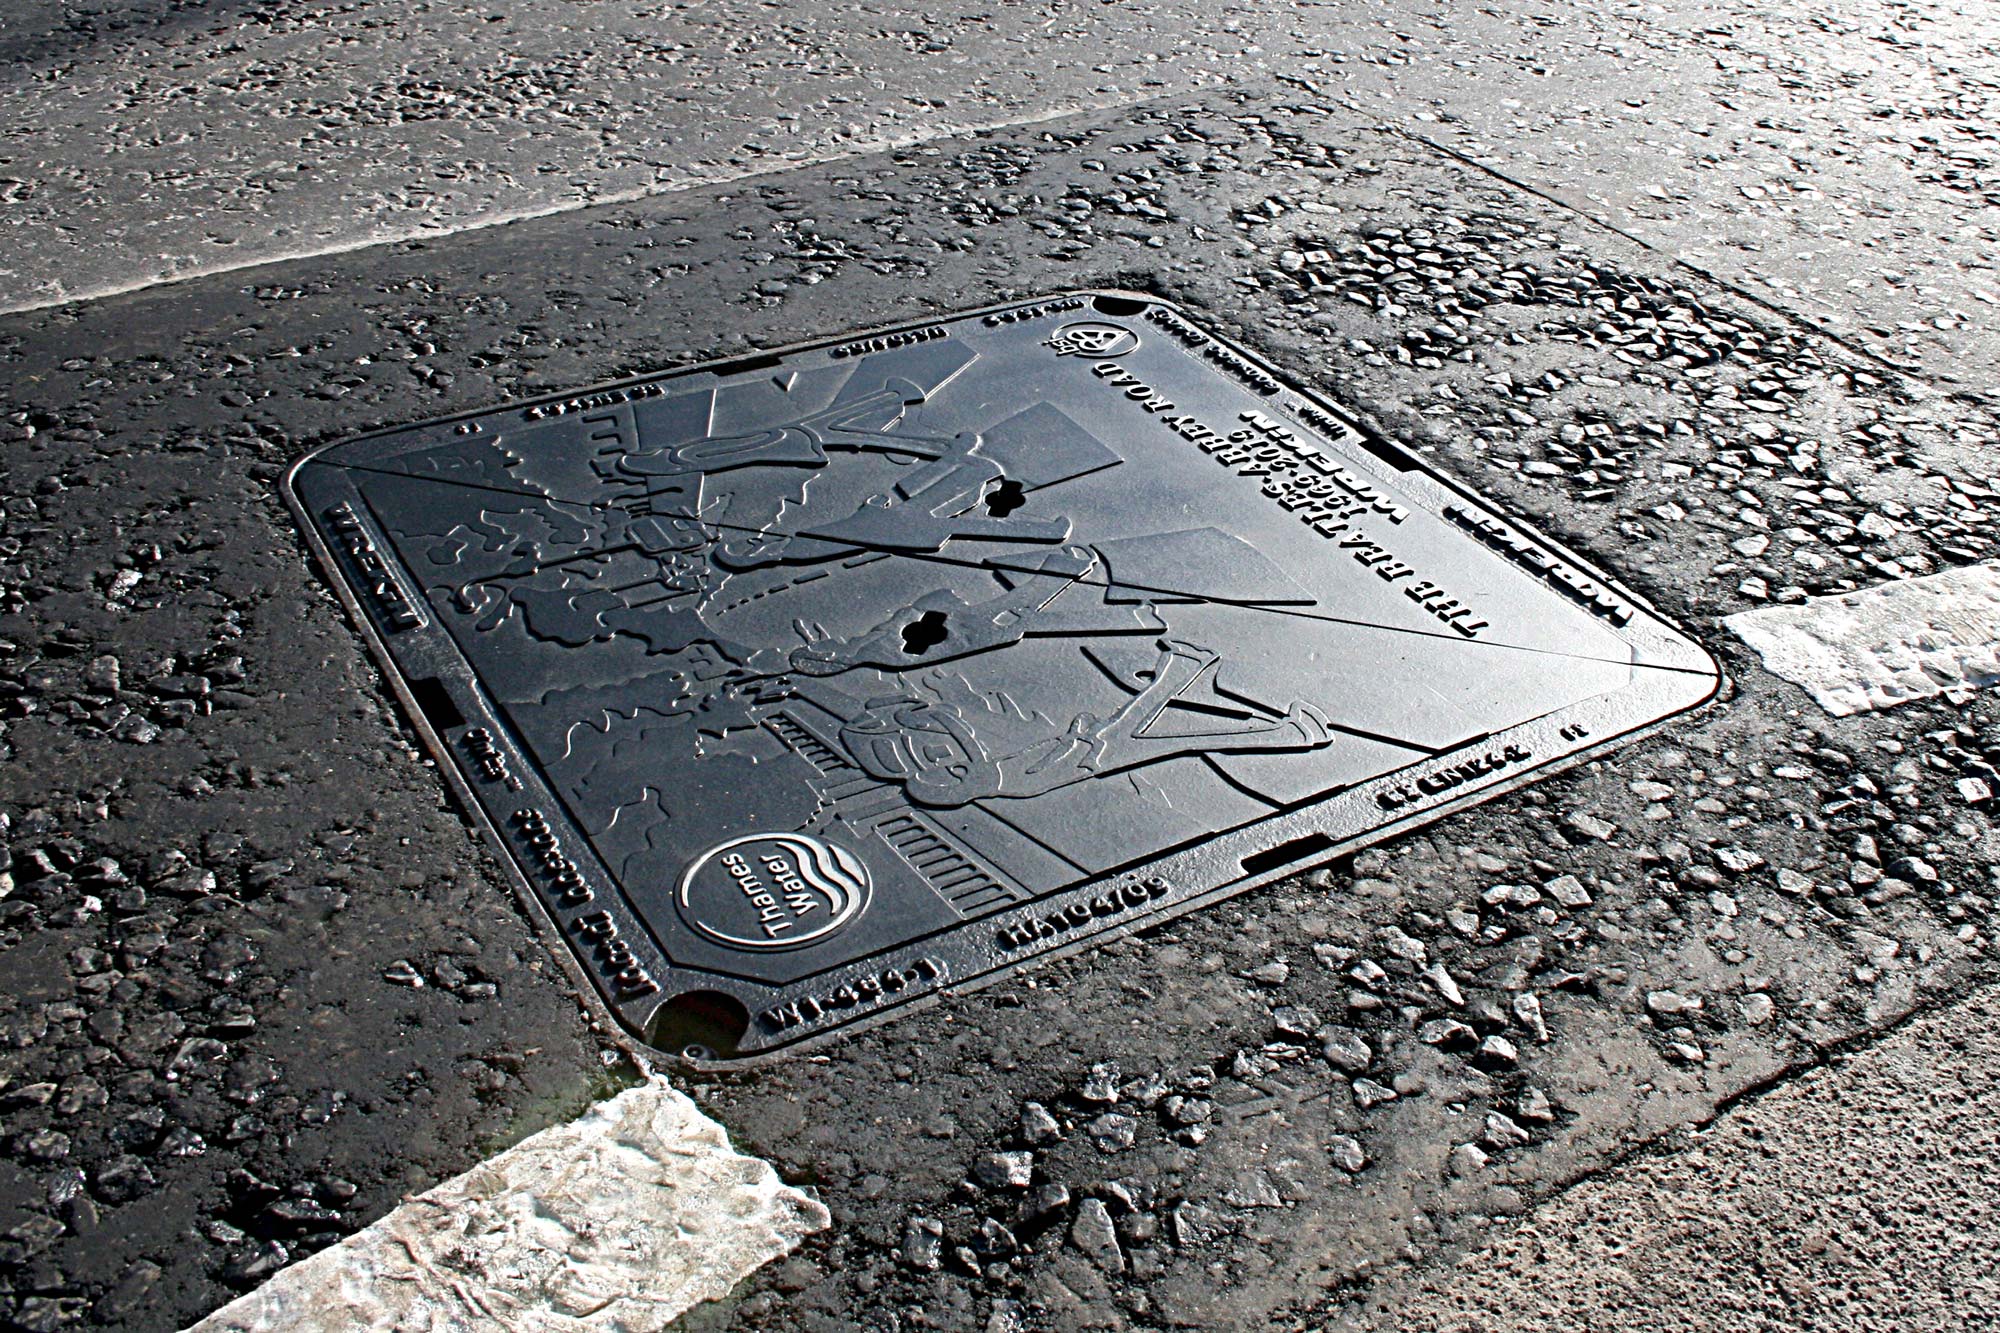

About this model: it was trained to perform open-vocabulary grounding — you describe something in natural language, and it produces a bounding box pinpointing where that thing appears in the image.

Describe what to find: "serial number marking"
[1285,398,1369,455]
[519,800,661,1002]
[1376,744,1532,811]
[462,727,524,791]
[522,378,670,421]
[508,808,595,909]
[1198,339,1281,396]
[1444,504,1635,627]
[994,875,1172,950]
[983,296,1086,327]
[324,503,425,632]
[1142,303,1211,348]
[828,324,950,359]
[758,957,947,1033]
[570,909,662,1003]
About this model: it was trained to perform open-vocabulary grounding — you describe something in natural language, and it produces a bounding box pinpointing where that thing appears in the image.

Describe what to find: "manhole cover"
[288,291,1718,1058]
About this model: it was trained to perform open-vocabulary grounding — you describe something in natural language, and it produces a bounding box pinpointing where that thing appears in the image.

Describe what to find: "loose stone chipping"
[185,1080,829,1332]
[1726,563,2000,717]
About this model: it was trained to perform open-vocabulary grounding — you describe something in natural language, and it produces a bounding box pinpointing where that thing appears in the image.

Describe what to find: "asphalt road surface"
[5,0,1998,389]
[2,1,1998,1330]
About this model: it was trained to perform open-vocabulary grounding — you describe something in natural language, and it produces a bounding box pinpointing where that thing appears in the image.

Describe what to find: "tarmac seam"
[1297,944,2000,1329]
[1400,130,1936,390]
[0,95,1167,319]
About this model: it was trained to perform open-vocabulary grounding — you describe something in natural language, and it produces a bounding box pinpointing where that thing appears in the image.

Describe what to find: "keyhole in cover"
[984,478,1027,517]
[901,610,949,655]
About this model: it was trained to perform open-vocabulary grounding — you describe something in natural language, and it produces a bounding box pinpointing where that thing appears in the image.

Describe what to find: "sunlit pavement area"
[2,2,1999,1329]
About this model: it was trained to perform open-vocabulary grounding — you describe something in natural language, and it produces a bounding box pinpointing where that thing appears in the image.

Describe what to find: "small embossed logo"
[677,833,872,950]
[1045,322,1139,358]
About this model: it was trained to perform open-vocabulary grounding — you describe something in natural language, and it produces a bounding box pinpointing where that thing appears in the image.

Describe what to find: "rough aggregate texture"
[1330,984,2000,1332]
[1,0,1995,397]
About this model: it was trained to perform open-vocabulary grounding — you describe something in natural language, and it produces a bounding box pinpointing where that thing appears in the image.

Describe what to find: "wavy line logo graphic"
[1044,322,1139,358]
[676,833,872,951]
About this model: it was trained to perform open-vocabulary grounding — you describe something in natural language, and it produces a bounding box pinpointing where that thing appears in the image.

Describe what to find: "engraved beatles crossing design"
[288,293,1718,1055]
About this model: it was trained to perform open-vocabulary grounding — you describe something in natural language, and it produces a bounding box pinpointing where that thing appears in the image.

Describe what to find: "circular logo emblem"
[677,833,872,951]
[1045,322,1140,358]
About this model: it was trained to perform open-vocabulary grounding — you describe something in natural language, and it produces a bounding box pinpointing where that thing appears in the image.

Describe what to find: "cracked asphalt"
[2,2,1998,1330]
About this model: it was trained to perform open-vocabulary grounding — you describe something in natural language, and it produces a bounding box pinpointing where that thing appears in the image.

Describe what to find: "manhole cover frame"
[286,289,1720,1060]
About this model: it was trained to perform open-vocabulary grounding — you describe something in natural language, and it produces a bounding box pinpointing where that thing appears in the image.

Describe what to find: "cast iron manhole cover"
[288,292,1718,1057]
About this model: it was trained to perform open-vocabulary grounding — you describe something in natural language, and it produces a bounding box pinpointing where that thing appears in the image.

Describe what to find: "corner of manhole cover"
[286,290,1719,1059]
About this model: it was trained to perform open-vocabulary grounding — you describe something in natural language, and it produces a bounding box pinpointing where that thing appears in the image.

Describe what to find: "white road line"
[185,1079,828,1333]
[1726,562,2000,716]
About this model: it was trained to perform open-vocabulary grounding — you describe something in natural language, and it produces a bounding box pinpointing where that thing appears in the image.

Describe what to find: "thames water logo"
[1044,322,1139,358]
[677,833,872,951]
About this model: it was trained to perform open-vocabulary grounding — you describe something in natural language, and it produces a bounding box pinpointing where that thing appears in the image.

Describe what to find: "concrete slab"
[185,1080,827,1333]
[1727,563,2000,717]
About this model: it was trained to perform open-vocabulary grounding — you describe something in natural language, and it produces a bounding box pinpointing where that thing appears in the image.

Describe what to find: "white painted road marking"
[1726,562,2000,716]
[186,1079,828,1332]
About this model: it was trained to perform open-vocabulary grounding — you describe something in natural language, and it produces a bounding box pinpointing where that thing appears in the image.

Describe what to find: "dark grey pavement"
[2,3,1999,1331]
[4,1,1996,394]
